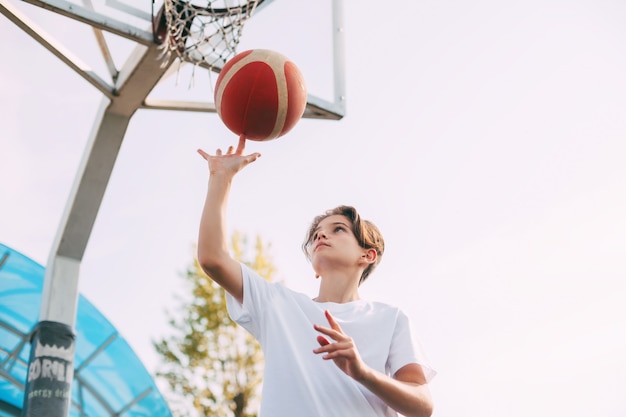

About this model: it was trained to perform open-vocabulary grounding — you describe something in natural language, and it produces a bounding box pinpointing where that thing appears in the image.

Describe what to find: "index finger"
[324,310,344,333]
[313,323,343,342]
[235,135,246,154]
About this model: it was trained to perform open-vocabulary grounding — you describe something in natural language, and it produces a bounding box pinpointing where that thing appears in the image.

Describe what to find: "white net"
[156,0,262,68]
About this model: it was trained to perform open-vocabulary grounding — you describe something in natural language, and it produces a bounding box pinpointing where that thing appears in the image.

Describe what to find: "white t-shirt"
[226,263,436,417]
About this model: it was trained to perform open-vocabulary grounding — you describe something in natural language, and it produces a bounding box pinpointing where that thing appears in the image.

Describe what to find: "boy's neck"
[315,273,360,303]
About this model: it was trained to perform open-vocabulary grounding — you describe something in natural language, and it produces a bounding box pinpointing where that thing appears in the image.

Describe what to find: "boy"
[197,138,435,417]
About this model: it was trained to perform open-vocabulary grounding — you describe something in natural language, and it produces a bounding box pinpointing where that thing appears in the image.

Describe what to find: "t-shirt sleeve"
[387,310,437,383]
[225,262,277,342]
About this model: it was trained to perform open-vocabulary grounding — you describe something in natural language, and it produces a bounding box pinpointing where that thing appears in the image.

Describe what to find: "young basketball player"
[197,138,435,417]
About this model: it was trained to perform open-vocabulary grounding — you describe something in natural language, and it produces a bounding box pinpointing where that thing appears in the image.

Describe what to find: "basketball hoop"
[153,0,264,70]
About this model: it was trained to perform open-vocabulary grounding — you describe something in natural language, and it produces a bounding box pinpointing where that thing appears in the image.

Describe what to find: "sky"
[2,0,626,416]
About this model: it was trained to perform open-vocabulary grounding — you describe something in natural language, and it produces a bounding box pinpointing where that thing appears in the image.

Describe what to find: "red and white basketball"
[214,49,308,141]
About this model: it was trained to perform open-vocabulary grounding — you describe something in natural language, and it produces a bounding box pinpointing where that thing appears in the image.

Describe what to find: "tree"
[155,232,275,417]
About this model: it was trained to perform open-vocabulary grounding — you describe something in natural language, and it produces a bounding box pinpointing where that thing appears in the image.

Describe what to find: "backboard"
[1,0,346,119]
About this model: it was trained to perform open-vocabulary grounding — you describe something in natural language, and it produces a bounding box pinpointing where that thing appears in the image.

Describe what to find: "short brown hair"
[302,205,385,285]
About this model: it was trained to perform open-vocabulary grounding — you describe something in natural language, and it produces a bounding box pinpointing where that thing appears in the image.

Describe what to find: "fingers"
[313,323,343,341]
[198,147,226,157]
[197,148,210,160]
[313,340,354,359]
[196,145,261,162]
[245,152,261,164]
[313,311,345,340]
[317,335,330,346]
[313,313,366,378]
[324,310,343,333]
[313,310,347,345]
[314,339,350,352]
[236,135,246,154]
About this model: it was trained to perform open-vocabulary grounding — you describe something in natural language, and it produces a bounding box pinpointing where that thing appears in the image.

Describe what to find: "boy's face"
[310,214,367,272]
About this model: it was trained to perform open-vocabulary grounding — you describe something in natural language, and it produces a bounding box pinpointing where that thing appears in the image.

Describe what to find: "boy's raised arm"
[196,137,260,304]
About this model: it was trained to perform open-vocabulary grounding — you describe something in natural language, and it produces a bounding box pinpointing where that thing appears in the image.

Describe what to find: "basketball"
[214,49,308,141]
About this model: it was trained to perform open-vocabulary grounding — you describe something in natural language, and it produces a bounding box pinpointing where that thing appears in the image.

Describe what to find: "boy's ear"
[362,248,377,264]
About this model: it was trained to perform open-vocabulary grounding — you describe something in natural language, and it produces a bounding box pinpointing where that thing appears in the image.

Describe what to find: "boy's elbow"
[197,249,221,275]
[197,249,230,278]
[406,387,434,417]
[415,395,434,417]
[196,250,243,303]
[406,402,433,417]
[422,401,434,417]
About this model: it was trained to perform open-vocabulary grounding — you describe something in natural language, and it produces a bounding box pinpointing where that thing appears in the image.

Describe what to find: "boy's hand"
[313,310,369,381]
[198,136,261,177]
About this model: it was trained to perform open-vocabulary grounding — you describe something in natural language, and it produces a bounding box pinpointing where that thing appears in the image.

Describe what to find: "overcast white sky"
[2,0,626,416]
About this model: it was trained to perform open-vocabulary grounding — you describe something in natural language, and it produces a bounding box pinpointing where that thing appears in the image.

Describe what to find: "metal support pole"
[22,99,131,417]
[21,39,174,416]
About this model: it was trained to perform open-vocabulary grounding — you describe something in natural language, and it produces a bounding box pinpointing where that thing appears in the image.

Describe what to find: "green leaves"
[154,234,275,417]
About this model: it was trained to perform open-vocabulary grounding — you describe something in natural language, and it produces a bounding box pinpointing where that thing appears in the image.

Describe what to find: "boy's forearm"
[357,368,433,417]
[197,174,233,270]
